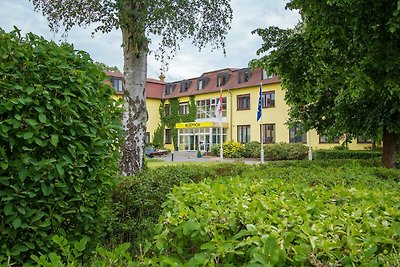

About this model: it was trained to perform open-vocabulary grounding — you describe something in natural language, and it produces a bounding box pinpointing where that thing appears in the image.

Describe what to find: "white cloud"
[0,0,299,81]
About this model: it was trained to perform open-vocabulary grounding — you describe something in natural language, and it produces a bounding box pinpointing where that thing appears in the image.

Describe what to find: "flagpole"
[259,82,264,163]
[219,87,223,161]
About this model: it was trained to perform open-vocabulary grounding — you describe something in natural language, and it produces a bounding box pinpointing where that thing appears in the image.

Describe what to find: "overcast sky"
[0,0,299,82]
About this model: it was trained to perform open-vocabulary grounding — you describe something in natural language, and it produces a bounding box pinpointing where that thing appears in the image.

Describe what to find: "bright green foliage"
[222,141,244,158]
[146,162,400,266]
[315,150,382,160]
[105,164,248,252]
[0,28,123,263]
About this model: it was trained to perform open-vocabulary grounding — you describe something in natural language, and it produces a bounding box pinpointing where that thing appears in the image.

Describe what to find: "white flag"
[215,92,222,125]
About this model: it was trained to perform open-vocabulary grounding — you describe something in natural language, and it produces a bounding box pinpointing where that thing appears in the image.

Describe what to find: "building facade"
[107,68,371,152]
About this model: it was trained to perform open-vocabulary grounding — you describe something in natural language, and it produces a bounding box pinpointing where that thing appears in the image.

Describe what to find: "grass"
[145,158,222,169]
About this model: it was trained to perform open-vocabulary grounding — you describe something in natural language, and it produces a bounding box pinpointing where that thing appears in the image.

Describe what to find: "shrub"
[264,142,308,160]
[0,28,123,263]
[222,141,244,158]
[242,141,261,158]
[145,163,400,266]
[105,164,252,252]
[314,149,382,160]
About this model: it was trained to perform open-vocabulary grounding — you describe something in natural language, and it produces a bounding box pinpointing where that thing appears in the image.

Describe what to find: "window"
[319,135,339,143]
[145,132,150,144]
[357,136,372,143]
[289,124,307,143]
[165,104,171,116]
[237,94,250,110]
[217,73,230,86]
[196,97,227,119]
[111,78,123,92]
[164,83,176,95]
[262,69,274,80]
[165,129,172,144]
[262,91,275,108]
[237,125,251,144]
[197,77,209,90]
[179,102,188,115]
[261,124,275,144]
[238,68,251,83]
[180,80,191,93]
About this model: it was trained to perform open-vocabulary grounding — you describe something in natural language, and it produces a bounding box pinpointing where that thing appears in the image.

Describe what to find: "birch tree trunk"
[120,27,148,176]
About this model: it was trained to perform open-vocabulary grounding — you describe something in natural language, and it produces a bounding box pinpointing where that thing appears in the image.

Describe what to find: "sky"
[0,0,300,82]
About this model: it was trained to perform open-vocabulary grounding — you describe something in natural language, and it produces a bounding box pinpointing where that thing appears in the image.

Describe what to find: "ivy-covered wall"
[156,96,196,150]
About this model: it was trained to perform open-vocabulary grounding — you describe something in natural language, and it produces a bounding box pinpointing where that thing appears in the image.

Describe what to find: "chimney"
[159,72,166,82]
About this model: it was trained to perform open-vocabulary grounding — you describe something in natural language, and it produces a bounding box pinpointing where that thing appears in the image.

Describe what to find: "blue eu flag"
[257,83,262,121]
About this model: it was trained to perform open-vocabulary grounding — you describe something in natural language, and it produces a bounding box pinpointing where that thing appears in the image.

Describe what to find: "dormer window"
[238,68,251,83]
[111,77,123,93]
[164,83,176,95]
[262,69,274,80]
[197,77,209,90]
[217,73,230,87]
[180,80,192,93]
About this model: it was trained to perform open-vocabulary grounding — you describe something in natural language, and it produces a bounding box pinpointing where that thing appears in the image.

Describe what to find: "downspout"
[228,89,233,141]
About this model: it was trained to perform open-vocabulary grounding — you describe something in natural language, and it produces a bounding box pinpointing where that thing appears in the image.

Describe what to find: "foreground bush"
[144,162,400,266]
[105,163,250,251]
[0,28,123,263]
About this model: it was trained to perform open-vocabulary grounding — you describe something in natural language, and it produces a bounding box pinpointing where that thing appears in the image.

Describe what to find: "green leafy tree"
[252,0,400,168]
[30,0,233,175]
[0,28,123,263]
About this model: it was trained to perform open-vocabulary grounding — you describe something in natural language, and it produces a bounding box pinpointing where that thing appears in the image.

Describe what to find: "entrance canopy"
[176,121,228,151]
[176,121,229,129]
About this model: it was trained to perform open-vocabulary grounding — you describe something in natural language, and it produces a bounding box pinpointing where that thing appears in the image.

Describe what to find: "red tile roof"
[163,67,279,99]
[106,67,279,100]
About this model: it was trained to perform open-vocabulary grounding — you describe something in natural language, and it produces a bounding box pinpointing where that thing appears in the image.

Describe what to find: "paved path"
[154,151,261,164]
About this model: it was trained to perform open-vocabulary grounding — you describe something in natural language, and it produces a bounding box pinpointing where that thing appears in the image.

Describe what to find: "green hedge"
[212,142,308,160]
[314,149,382,159]
[141,162,400,266]
[0,28,123,264]
[105,163,250,251]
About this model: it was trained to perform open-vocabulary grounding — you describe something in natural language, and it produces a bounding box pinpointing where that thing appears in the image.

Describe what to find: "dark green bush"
[105,164,251,251]
[0,28,123,263]
[314,149,382,160]
[242,141,261,158]
[264,142,308,160]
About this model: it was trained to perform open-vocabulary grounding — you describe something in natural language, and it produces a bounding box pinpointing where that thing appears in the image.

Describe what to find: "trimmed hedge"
[0,28,123,263]
[314,149,382,160]
[142,162,400,266]
[105,163,250,250]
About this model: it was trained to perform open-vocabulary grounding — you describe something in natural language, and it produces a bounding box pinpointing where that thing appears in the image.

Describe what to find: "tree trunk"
[120,27,148,176]
[381,129,398,168]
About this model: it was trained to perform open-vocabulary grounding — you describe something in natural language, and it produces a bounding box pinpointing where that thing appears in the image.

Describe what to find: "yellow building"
[108,68,371,152]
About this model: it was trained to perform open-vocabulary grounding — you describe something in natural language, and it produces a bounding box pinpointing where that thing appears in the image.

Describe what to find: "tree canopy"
[252,0,400,168]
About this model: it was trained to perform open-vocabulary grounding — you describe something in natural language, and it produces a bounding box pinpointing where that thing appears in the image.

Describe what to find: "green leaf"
[26,119,38,127]
[38,114,47,123]
[50,135,59,146]
[4,204,14,216]
[0,176,10,186]
[23,132,34,139]
[74,236,89,252]
[183,219,200,236]
[41,183,51,196]
[12,218,22,228]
